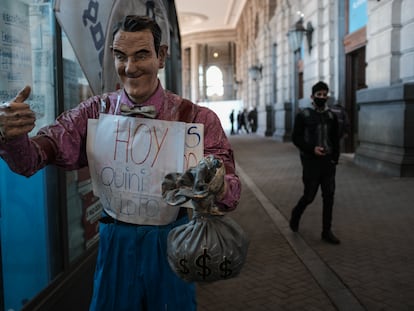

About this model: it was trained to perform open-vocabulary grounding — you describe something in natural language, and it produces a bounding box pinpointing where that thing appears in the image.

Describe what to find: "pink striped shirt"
[0,82,240,211]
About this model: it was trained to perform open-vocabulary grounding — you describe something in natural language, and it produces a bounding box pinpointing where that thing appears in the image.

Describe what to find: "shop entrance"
[345,46,367,153]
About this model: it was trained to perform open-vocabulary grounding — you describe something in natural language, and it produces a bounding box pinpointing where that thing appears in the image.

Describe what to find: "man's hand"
[314,146,326,156]
[0,86,35,140]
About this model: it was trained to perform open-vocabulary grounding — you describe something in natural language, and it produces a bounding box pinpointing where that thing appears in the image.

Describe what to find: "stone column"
[190,43,199,103]
[354,0,414,176]
[354,83,414,177]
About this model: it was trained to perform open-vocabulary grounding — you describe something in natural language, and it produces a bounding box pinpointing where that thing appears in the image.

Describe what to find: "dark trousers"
[291,156,336,232]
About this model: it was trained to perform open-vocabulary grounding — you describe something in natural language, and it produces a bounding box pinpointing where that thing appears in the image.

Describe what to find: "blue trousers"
[89,216,196,311]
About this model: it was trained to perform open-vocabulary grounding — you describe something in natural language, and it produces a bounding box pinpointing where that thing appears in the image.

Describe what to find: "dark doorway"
[345,46,367,152]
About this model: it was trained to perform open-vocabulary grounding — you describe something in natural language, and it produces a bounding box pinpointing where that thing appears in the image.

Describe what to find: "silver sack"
[162,155,249,282]
[167,212,249,282]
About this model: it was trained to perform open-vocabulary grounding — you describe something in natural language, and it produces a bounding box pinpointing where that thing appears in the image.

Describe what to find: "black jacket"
[292,107,340,163]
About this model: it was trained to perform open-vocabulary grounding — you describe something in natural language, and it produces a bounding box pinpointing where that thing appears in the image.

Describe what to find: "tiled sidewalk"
[197,135,414,311]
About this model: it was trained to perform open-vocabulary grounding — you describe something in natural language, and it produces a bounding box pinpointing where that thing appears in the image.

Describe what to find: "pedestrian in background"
[237,109,249,134]
[247,107,257,133]
[289,81,341,244]
[229,109,235,135]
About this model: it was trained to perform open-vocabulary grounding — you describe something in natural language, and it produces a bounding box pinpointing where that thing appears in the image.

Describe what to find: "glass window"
[198,64,204,101]
[61,29,100,262]
[206,65,224,98]
[348,0,367,33]
[0,1,59,310]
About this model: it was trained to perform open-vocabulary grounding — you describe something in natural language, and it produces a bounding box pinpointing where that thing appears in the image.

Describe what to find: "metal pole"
[291,50,299,134]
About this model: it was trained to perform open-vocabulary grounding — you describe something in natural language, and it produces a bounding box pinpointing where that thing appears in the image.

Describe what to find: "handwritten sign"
[181,123,204,209]
[184,123,204,170]
[87,114,204,225]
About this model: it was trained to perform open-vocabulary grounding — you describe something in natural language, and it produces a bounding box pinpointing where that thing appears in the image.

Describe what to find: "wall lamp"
[248,65,262,81]
[146,1,155,19]
[287,17,314,54]
[234,79,242,91]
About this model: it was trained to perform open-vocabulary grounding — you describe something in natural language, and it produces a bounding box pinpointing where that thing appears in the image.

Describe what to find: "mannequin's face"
[112,30,167,104]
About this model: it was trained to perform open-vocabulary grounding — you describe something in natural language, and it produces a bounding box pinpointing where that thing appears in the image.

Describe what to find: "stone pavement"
[196,134,414,311]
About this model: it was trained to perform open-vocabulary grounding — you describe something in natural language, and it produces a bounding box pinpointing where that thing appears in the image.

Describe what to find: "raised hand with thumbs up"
[0,86,36,140]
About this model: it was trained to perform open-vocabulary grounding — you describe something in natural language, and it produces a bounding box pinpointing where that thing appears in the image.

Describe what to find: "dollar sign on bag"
[196,248,211,280]
[219,257,233,278]
[179,258,190,274]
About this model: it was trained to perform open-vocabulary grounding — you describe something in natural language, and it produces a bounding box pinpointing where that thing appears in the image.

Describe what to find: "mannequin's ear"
[158,45,168,69]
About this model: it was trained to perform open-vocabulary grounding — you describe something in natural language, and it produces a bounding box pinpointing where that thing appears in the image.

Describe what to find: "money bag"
[162,155,249,282]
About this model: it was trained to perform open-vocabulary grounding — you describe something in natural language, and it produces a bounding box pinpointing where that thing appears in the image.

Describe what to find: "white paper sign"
[181,123,204,209]
[87,115,204,225]
[184,123,204,171]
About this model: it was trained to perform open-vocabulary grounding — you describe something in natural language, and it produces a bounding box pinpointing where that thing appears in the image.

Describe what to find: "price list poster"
[0,2,32,102]
[1,2,57,134]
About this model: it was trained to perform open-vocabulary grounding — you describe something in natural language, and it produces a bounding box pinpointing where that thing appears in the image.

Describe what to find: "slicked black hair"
[112,15,162,56]
[312,81,329,95]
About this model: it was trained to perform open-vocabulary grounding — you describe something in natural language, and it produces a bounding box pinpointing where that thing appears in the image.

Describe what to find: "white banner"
[87,115,203,225]
[54,0,170,94]
[54,0,113,94]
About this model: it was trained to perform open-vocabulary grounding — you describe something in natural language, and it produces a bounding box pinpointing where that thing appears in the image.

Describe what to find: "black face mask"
[314,97,327,108]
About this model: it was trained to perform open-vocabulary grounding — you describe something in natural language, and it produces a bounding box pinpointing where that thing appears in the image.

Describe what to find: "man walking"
[289,81,341,244]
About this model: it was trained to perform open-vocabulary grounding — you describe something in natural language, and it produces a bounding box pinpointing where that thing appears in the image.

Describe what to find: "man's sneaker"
[321,231,341,244]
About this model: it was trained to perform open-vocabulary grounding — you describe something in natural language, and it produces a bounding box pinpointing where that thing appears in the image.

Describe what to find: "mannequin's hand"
[0,86,35,139]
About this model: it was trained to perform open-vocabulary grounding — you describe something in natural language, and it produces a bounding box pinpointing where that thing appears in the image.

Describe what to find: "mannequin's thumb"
[13,85,31,103]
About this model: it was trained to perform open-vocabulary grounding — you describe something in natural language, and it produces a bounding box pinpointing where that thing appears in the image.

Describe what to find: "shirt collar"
[312,104,328,113]
[119,80,164,112]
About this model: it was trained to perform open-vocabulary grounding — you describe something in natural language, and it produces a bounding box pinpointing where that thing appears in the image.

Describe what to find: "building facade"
[181,0,414,177]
